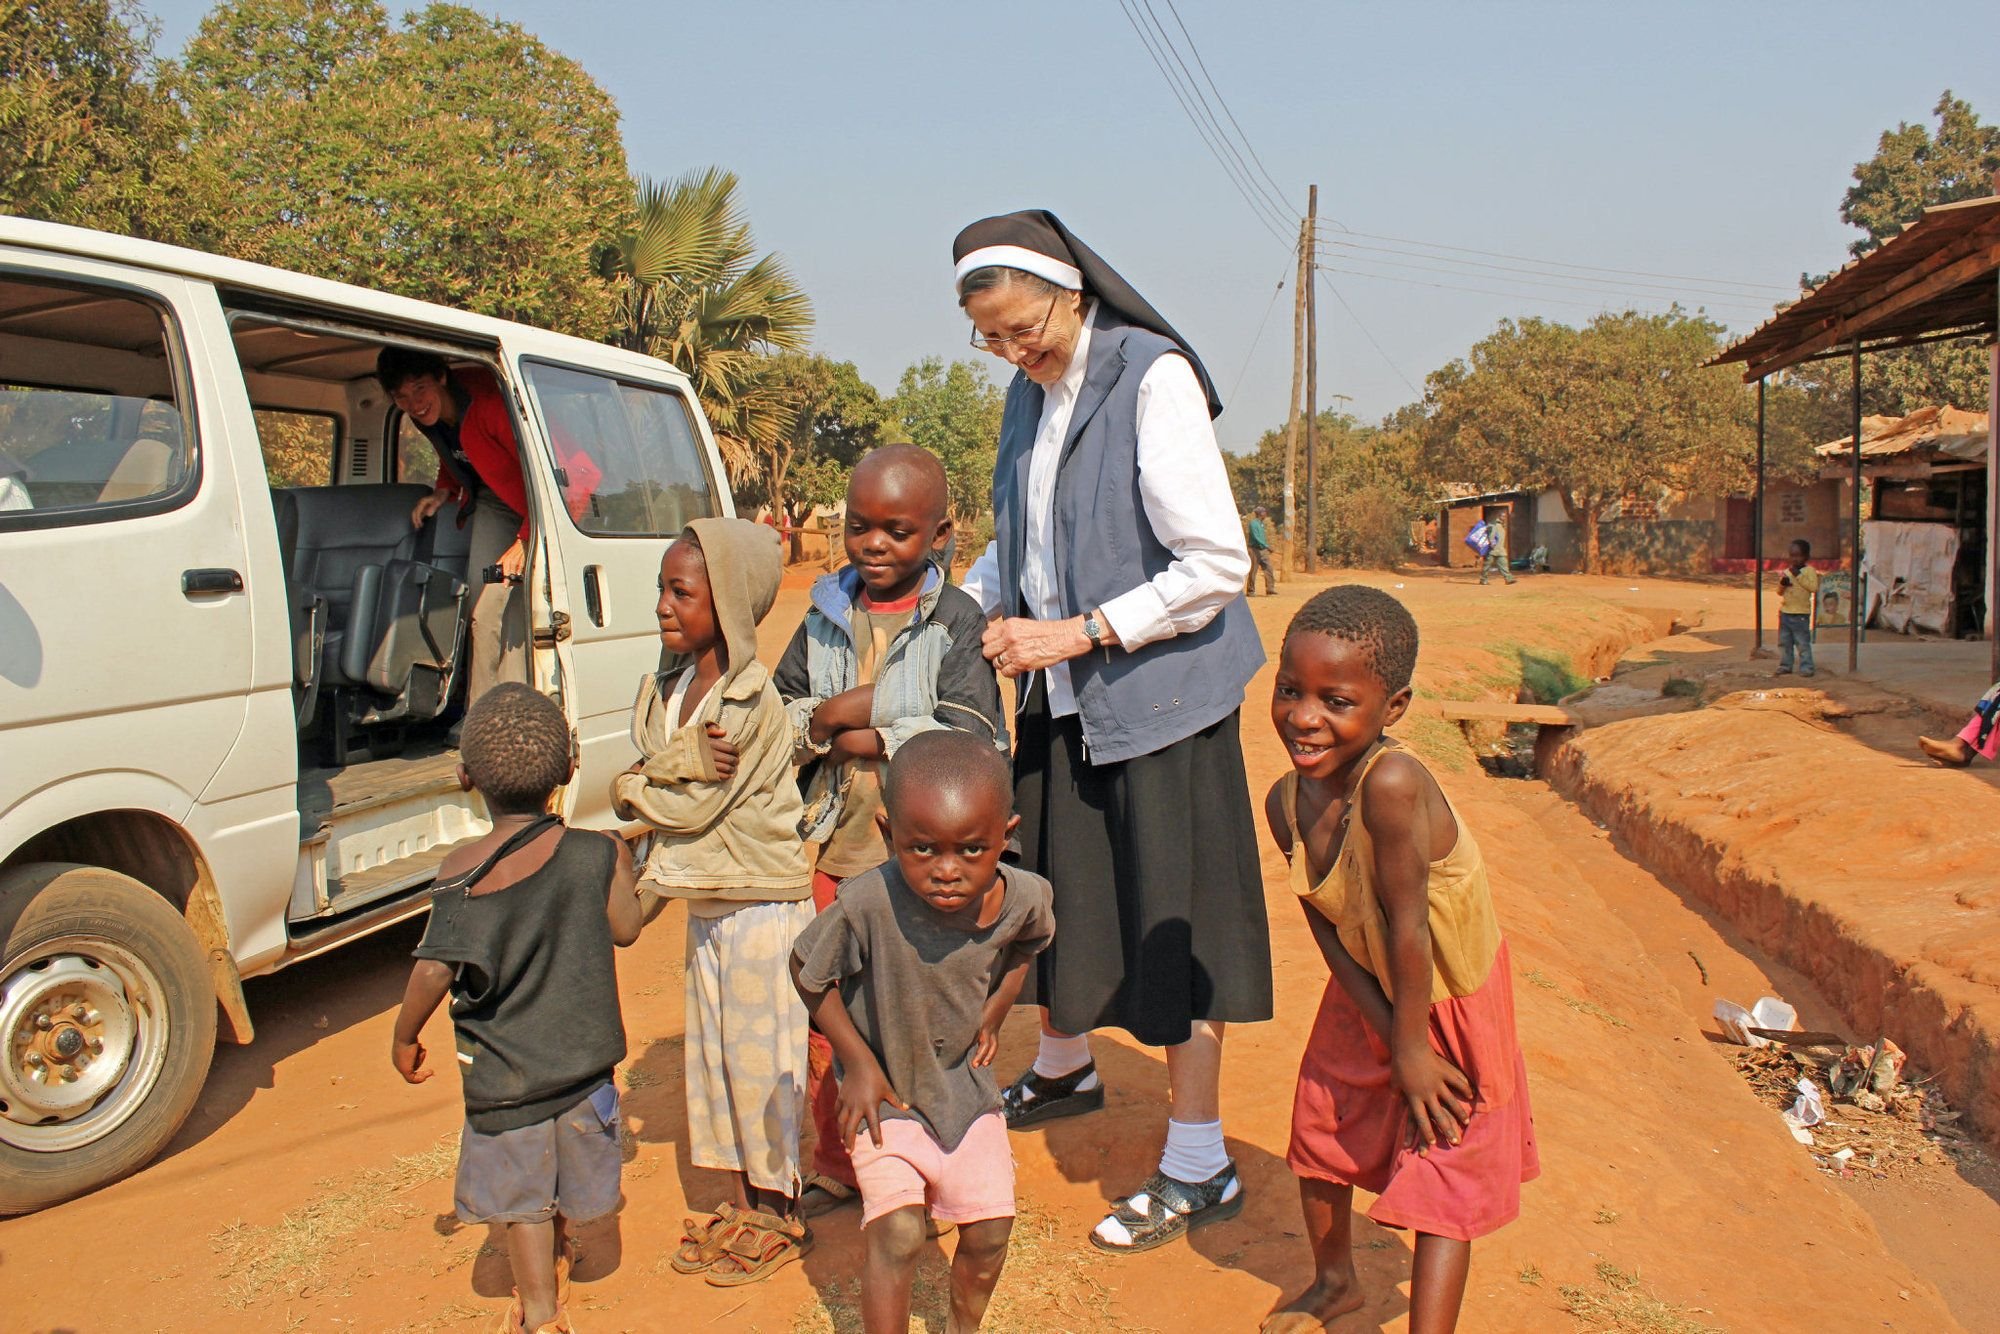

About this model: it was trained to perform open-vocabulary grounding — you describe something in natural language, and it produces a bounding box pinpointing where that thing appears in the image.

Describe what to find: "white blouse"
[959,307,1251,717]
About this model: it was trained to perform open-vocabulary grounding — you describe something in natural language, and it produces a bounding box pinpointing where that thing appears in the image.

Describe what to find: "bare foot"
[1261,1275,1366,1332]
[1918,735,1972,766]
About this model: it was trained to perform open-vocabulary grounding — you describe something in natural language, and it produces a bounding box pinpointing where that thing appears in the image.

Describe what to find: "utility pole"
[1281,217,1307,579]
[1304,184,1319,574]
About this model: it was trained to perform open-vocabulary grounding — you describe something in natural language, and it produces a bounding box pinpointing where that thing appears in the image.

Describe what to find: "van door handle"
[583,565,605,627]
[182,568,245,597]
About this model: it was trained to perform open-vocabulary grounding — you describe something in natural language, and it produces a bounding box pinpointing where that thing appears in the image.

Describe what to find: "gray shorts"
[455,1084,622,1225]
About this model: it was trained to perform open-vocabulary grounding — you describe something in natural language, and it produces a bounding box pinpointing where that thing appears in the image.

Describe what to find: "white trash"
[1790,1078,1826,1127]
[1714,995,1799,1047]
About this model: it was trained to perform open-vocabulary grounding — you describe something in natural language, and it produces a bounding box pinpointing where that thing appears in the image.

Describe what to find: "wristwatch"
[1083,612,1105,650]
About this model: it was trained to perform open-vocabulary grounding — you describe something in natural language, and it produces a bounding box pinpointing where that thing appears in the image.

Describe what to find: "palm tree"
[603,167,814,481]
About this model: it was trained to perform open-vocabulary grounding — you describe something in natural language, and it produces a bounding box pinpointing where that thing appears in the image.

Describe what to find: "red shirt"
[426,368,600,543]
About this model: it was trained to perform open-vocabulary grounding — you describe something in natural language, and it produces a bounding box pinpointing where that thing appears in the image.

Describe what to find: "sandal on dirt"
[669,1202,744,1274]
[703,1209,814,1287]
[556,1235,581,1303]
[799,1171,859,1218]
[1000,1062,1106,1129]
[1088,1162,1244,1255]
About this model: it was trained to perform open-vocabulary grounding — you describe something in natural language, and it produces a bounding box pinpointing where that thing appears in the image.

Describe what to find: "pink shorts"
[1958,714,2000,761]
[849,1111,1015,1227]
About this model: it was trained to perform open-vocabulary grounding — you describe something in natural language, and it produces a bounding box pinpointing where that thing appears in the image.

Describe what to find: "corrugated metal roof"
[1815,405,1989,463]
[1710,195,2000,380]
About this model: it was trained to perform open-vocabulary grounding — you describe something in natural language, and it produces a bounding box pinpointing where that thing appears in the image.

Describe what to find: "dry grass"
[211,1135,457,1307]
[1559,1261,1721,1333]
[1524,969,1631,1030]
[790,1202,1139,1334]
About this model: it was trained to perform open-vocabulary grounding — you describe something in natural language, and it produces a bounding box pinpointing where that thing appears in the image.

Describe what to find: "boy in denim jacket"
[773,444,1006,1216]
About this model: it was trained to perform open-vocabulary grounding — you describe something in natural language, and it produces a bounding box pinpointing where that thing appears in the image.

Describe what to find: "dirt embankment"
[1548,692,2000,1153]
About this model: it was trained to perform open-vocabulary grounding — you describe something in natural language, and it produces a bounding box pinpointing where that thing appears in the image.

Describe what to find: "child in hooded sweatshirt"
[611,517,816,1287]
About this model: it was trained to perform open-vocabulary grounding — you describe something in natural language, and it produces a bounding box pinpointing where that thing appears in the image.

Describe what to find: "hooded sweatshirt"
[612,517,812,901]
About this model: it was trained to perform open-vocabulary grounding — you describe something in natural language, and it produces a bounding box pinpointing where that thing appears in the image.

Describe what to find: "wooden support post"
[1305,184,1319,574]
[1755,375,1766,654]
[1850,339,1862,675]
[1282,217,1306,578]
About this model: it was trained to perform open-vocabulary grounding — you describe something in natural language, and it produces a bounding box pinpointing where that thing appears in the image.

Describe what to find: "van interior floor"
[297,737,464,836]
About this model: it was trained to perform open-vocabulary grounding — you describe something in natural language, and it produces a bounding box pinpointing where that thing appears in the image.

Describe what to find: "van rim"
[0,938,169,1152]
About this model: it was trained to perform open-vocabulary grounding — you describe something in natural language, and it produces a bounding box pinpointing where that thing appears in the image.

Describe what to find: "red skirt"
[1288,939,1540,1242]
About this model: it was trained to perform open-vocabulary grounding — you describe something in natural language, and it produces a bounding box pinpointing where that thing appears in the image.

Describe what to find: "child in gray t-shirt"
[792,730,1052,1334]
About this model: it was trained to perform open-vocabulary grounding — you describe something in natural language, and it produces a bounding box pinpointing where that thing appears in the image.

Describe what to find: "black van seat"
[272,484,468,758]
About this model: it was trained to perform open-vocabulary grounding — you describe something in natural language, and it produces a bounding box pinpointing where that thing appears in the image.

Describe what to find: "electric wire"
[1224,273,1289,406]
[1313,225,1793,295]
[1316,261,1766,321]
[1315,243,1776,314]
[1159,0,1317,228]
[1139,0,1299,229]
[1315,269,1423,399]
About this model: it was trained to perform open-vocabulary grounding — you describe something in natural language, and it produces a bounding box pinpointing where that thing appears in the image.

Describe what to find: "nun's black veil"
[953,209,1224,419]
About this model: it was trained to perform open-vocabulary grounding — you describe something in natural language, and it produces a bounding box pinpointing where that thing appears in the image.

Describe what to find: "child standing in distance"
[1777,539,1821,678]
[391,683,644,1334]
[611,518,818,1285]
[791,730,1054,1334]
[774,444,1007,1217]
[1261,587,1538,1334]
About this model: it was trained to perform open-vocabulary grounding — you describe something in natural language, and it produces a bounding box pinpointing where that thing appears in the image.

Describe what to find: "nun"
[953,210,1273,1253]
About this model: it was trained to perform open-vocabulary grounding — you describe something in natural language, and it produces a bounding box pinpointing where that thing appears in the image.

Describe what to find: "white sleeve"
[1096,355,1251,650]
[956,539,1004,618]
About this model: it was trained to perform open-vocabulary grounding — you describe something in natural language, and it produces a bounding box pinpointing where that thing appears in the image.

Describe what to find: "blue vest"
[992,311,1265,765]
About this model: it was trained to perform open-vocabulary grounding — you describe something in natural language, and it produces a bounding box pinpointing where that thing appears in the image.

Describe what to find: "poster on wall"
[1816,571,1855,630]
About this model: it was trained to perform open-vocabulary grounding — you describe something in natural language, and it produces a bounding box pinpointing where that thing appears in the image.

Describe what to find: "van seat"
[272,484,432,697]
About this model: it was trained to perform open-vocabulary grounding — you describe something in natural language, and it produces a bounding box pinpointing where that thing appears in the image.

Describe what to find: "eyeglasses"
[969,293,1062,353]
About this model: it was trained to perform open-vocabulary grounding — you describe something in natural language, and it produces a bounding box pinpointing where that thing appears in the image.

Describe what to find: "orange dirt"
[0,568,1966,1332]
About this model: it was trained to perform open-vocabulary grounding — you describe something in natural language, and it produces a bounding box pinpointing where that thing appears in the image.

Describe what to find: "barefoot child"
[774,444,1006,1217]
[1262,587,1538,1334]
[392,683,645,1334]
[611,518,817,1285]
[791,730,1054,1334]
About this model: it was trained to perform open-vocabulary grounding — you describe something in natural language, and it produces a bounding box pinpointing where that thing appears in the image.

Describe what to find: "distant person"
[1917,681,2000,766]
[1262,586,1538,1334]
[612,518,817,1285]
[391,682,644,1334]
[1247,506,1278,596]
[773,445,1006,1220]
[791,731,1054,1334]
[1476,514,1514,586]
[376,348,609,736]
[1776,539,1821,677]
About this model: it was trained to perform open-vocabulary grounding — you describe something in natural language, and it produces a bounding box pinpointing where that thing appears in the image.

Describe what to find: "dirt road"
[0,568,1966,1332]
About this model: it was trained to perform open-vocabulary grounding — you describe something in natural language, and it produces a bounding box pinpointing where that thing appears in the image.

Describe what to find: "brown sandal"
[669,1202,744,1274]
[799,1171,859,1218]
[703,1209,814,1287]
[494,1293,575,1332]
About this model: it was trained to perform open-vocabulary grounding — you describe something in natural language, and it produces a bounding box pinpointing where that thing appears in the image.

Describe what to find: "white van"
[0,217,731,1212]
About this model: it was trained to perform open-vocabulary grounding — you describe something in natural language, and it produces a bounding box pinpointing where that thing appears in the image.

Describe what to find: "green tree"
[1226,406,1436,568]
[1841,91,2000,257]
[1423,310,1751,571]
[0,0,177,235]
[891,358,1003,524]
[603,168,814,483]
[752,354,893,560]
[164,1,631,338]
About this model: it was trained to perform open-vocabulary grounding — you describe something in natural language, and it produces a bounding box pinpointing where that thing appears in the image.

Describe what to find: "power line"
[1143,0,1299,229]
[1316,261,1764,319]
[1225,271,1289,406]
[1115,0,1295,247]
[1314,224,1793,295]
[1159,0,1319,229]
[1315,269,1422,399]
[1316,243,1775,314]
[1318,236,1785,307]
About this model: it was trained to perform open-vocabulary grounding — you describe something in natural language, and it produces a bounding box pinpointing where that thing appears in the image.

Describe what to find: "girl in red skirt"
[1262,587,1538,1333]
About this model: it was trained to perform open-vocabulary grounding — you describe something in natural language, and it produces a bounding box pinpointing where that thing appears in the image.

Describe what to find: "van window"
[255,409,338,487]
[0,275,193,526]
[521,362,715,537]
[395,413,440,487]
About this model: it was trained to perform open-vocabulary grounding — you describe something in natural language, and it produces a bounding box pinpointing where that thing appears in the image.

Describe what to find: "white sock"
[1158,1118,1229,1184]
[1032,1031,1097,1087]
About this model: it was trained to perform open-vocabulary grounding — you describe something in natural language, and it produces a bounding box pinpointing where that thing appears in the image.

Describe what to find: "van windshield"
[521,363,714,537]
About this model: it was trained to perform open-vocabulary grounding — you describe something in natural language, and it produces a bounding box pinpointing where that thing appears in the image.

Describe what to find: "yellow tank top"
[1281,744,1501,1004]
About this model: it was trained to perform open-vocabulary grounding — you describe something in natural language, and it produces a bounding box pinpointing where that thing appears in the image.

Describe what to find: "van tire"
[0,863,217,1215]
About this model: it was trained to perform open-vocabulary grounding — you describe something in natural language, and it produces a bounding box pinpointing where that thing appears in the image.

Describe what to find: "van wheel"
[0,863,216,1215]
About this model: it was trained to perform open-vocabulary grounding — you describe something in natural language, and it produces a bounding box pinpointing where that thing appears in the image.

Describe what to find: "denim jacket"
[773,565,1007,844]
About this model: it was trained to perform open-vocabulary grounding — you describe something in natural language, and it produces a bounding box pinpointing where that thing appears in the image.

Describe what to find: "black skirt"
[1013,680,1273,1046]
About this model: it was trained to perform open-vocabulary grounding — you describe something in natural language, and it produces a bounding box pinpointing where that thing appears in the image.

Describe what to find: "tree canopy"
[163,0,632,338]
[1841,90,2000,258]
[892,358,1004,524]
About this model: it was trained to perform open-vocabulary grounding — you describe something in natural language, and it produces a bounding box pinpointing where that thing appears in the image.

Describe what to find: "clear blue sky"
[141,1,2000,450]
